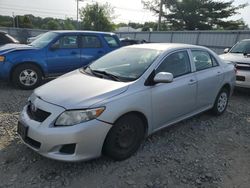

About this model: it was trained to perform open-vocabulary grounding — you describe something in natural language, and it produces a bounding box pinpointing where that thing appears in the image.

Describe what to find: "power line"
[0,6,75,17]
[0,3,74,13]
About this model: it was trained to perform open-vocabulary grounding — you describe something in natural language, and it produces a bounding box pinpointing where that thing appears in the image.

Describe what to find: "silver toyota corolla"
[18,43,235,162]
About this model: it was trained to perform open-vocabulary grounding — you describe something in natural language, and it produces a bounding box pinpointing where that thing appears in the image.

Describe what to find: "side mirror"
[50,43,59,51]
[224,48,230,53]
[154,72,173,83]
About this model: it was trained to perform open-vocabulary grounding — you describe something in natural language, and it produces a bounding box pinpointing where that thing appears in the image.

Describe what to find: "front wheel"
[103,114,145,161]
[212,88,229,115]
[12,64,42,90]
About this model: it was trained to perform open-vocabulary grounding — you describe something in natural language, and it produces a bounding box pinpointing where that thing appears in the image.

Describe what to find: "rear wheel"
[212,88,229,115]
[12,64,42,90]
[103,114,145,161]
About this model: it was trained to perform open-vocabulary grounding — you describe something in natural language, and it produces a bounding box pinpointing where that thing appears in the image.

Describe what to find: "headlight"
[0,56,5,62]
[55,107,105,126]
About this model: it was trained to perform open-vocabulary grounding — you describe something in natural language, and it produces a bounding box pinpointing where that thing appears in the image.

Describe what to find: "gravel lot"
[0,80,250,188]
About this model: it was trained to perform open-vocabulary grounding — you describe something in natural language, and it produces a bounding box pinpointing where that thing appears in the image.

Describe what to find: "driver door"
[46,34,81,75]
[151,50,197,130]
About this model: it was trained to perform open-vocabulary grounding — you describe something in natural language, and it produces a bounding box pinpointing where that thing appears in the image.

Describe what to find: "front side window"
[156,51,191,78]
[54,35,78,49]
[192,50,213,71]
[81,35,101,48]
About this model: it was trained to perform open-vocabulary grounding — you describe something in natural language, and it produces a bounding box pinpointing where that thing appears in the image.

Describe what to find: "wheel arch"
[10,61,45,81]
[113,111,149,137]
[221,83,231,95]
[101,111,149,152]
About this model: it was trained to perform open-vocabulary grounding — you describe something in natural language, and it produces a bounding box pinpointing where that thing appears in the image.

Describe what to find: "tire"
[103,114,145,161]
[212,88,229,115]
[12,64,42,90]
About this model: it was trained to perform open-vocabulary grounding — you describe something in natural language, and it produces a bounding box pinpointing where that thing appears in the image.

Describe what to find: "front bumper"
[18,96,112,162]
[235,70,250,88]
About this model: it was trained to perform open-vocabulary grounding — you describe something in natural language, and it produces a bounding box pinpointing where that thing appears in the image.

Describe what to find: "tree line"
[0,0,248,31]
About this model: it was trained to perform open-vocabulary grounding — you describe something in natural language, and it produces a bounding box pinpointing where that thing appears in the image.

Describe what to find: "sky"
[0,0,250,25]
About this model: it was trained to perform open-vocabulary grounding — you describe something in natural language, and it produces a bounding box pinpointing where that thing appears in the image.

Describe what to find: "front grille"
[27,104,51,122]
[236,63,250,71]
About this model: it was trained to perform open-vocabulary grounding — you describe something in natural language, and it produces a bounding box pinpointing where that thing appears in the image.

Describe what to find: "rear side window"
[104,35,120,48]
[156,51,191,78]
[81,35,102,48]
[192,50,213,71]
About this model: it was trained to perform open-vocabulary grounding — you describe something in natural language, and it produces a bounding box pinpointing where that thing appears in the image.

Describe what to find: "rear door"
[79,34,107,67]
[191,50,223,109]
[46,34,81,74]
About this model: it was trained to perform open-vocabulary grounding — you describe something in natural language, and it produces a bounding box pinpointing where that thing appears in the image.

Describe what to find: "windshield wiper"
[91,69,122,81]
[231,51,243,53]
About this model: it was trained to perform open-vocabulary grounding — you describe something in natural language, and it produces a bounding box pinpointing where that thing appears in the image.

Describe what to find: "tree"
[143,0,248,30]
[62,18,76,30]
[21,15,32,28]
[43,19,61,30]
[79,3,115,31]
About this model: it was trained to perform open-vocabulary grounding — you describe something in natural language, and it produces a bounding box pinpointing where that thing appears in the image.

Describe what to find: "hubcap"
[116,124,136,149]
[217,92,228,113]
[19,69,38,86]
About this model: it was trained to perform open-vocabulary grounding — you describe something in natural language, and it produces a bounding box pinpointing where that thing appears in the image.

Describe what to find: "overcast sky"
[0,0,249,25]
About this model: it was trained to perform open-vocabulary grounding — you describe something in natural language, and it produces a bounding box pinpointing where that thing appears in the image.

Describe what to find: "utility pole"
[12,12,15,27]
[157,0,163,31]
[16,15,19,28]
[77,0,84,29]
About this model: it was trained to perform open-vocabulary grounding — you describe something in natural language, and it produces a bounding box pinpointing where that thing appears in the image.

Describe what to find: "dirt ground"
[0,81,250,188]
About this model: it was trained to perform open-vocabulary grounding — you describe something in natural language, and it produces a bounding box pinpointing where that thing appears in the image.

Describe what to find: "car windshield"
[230,40,250,54]
[88,47,162,81]
[30,32,58,48]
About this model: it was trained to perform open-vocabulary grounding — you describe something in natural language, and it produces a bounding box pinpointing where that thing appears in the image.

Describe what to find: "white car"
[18,43,235,162]
[220,39,250,88]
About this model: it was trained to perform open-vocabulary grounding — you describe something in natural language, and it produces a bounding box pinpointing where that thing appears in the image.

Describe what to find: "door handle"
[71,51,78,55]
[98,50,104,54]
[188,79,197,85]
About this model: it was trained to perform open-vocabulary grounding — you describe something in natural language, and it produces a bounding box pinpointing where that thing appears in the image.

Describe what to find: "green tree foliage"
[79,3,115,31]
[143,0,248,30]
[0,15,13,27]
[0,14,76,30]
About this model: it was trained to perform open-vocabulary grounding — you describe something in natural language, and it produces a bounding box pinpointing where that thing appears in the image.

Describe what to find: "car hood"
[0,43,36,55]
[34,70,130,109]
[219,53,250,64]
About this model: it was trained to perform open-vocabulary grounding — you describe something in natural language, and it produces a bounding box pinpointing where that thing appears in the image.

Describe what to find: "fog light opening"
[59,144,76,155]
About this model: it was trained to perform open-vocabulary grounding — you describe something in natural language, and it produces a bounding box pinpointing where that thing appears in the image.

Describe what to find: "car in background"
[220,39,250,88]
[18,43,235,162]
[120,37,148,46]
[27,33,44,44]
[0,30,121,89]
[0,31,19,46]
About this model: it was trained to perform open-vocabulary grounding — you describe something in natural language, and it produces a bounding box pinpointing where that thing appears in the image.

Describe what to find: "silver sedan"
[18,43,235,161]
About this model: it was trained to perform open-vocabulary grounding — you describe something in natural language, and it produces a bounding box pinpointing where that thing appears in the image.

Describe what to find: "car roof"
[124,43,209,51]
[51,30,116,35]
[241,39,250,42]
[0,31,7,34]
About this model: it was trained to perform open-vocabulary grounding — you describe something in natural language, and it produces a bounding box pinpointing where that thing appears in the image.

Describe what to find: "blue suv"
[0,30,121,89]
